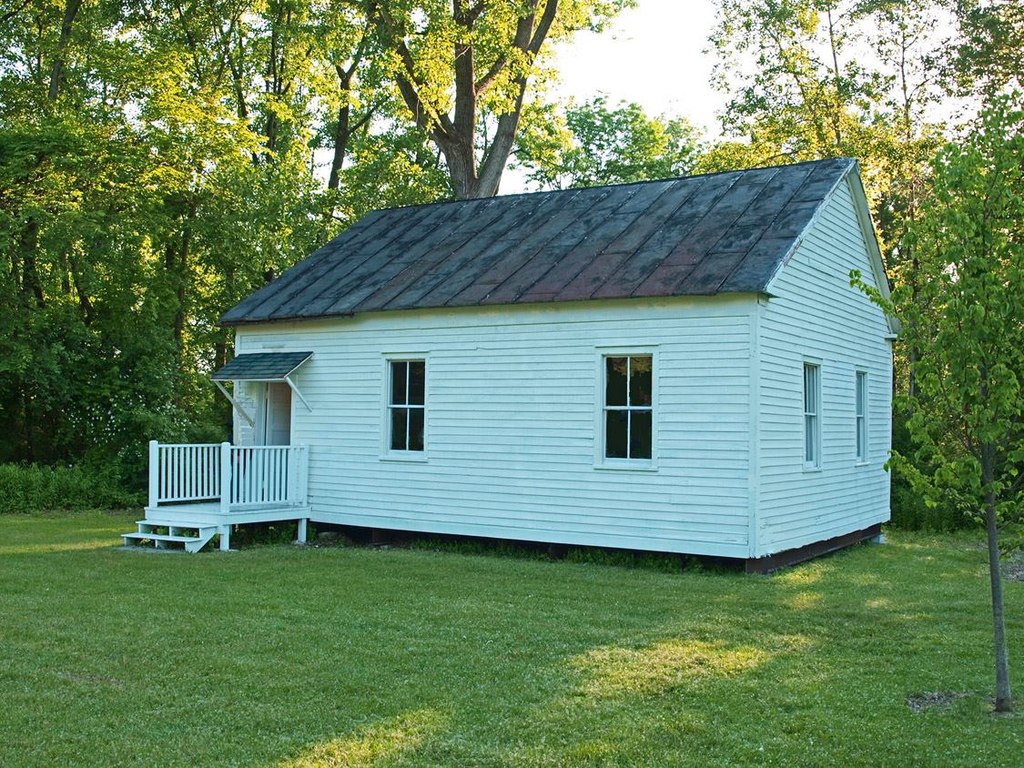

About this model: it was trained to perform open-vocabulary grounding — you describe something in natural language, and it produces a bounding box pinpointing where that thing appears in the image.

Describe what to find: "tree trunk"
[19,218,45,307]
[982,444,1013,712]
[435,131,480,198]
[328,65,355,191]
[47,0,83,103]
[372,0,558,200]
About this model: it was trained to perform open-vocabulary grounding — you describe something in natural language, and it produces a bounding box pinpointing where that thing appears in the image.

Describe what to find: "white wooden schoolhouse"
[125,157,895,570]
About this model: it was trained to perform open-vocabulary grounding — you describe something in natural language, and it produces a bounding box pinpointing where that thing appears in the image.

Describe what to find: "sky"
[550,1,727,138]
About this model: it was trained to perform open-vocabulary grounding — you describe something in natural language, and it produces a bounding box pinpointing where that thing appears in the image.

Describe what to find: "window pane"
[409,408,424,451]
[409,361,425,406]
[606,357,628,406]
[605,410,628,458]
[631,410,652,459]
[391,361,408,406]
[856,372,866,415]
[630,356,653,407]
[805,414,816,463]
[391,407,408,450]
[803,365,816,413]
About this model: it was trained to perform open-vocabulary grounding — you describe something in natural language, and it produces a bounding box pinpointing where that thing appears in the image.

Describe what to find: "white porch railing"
[147,441,309,512]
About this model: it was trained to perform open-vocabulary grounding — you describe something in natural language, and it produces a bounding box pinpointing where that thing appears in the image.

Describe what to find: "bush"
[0,462,144,513]
[888,409,968,532]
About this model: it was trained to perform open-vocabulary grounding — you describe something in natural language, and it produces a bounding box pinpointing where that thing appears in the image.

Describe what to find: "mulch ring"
[907,691,970,714]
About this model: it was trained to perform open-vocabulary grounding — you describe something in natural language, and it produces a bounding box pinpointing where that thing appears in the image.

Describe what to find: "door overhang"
[212,352,314,426]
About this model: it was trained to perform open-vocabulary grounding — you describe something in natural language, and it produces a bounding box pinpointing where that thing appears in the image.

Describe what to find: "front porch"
[122,440,311,552]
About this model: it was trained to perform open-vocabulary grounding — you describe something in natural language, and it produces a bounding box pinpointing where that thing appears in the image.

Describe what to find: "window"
[803,363,821,468]
[855,371,867,462]
[388,360,425,452]
[604,355,653,461]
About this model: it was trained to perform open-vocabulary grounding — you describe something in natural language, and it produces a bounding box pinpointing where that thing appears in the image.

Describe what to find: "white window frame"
[382,355,428,461]
[803,361,822,470]
[855,370,868,463]
[595,348,658,471]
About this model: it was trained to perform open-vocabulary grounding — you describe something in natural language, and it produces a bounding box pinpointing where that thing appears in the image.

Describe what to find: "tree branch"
[369,2,456,137]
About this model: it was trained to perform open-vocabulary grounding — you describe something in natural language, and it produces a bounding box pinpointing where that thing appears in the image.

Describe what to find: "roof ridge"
[357,157,857,216]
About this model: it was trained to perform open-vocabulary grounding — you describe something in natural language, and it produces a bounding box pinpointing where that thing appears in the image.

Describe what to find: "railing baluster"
[271,449,278,501]
[277,449,283,502]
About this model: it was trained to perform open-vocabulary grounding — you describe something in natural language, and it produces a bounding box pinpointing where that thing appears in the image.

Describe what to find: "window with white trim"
[604,355,653,461]
[804,362,821,468]
[388,360,425,452]
[855,370,867,462]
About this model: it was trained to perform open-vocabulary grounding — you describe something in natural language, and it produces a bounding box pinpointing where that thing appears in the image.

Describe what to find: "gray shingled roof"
[221,157,857,326]
[211,351,312,380]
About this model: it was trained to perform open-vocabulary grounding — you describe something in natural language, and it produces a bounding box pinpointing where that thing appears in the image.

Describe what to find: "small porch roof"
[212,352,313,381]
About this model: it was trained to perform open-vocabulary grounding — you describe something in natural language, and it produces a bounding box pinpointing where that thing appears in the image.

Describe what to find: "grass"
[1,513,1022,767]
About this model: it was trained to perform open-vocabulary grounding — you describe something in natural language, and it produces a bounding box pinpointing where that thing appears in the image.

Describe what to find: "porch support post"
[148,440,159,509]
[297,518,308,544]
[220,441,232,515]
[218,524,231,551]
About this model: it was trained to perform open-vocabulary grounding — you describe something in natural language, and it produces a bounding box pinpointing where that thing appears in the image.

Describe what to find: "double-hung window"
[388,360,425,453]
[803,362,821,468]
[603,355,653,462]
[855,370,867,462]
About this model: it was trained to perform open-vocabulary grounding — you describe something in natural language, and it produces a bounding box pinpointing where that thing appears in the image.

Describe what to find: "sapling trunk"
[983,451,1012,712]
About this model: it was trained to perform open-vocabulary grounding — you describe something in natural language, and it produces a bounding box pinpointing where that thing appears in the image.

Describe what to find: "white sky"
[549,0,726,137]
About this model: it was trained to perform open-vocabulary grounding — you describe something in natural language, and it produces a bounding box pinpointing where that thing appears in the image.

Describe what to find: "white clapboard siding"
[236,297,754,557]
[754,177,893,556]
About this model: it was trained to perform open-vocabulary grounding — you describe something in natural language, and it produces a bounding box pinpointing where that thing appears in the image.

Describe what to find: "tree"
[949,0,1024,100]
[360,0,632,198]
[705,0,950,403]
[877,96,1024,712]
[515,96,701,189]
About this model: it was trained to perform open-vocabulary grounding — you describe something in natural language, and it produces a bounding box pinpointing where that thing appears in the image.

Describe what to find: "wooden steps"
[122,520,222,553]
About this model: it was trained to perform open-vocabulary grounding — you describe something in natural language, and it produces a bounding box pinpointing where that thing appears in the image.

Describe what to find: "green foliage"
[949,0,1024,99]
[0,464,143,514]
[0,0,456,471]
[515,96,702,189]
[891,95,1024,525]
[2,514,1023,766]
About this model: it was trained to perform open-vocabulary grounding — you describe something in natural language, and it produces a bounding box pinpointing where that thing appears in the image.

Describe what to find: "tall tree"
[949,0,1024,100]
[361,0,632,198]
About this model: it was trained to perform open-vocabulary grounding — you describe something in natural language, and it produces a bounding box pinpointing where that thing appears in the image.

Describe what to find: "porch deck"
[123,441,311,552]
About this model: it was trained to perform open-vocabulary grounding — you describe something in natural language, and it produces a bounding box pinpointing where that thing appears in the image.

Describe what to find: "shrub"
[0,462,143,513]
[888,409,968,532]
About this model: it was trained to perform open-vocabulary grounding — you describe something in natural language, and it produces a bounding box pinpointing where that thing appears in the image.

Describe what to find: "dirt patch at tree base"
[906,691,970,713]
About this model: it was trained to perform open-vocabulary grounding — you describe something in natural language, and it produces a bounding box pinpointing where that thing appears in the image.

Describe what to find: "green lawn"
[1,513,1021,767]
